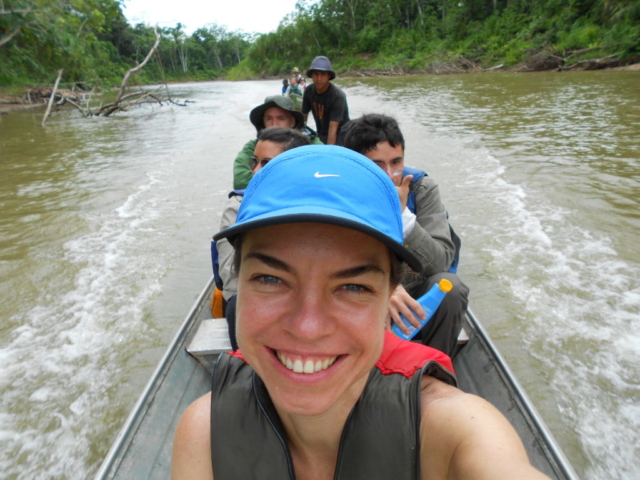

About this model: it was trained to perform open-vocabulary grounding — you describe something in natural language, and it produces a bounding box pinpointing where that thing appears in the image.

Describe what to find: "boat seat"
[186,318,232,375]
[458,324,470,344]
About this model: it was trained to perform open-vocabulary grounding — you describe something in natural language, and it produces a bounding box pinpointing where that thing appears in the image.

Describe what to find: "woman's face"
[236,222,391,418]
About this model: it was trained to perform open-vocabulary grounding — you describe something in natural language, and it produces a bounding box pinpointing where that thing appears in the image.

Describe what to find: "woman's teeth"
[276,352,337,374]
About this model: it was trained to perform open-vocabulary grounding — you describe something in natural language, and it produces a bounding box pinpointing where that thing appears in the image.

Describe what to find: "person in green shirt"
[233,95,323,189]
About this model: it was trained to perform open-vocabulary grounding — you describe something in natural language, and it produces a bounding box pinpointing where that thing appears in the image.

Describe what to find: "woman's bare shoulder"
[419,376,550,480]
[171,392,213,480]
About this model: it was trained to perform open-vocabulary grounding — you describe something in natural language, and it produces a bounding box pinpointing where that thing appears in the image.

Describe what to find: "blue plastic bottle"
[392,279,453,341]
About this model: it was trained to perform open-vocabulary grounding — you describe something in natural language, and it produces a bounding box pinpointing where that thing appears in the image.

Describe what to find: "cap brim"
[213,208,422,272]
[306,69,336,80]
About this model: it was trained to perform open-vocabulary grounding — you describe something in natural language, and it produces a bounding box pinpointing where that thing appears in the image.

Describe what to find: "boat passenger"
[171,145,552,480]
[291,66,303,84]
[302,56,350,146]
[233,95,323,190]
[285,76,303,111]
[343,114,469,357]
[217,127,311,350]
[281,78,289,95]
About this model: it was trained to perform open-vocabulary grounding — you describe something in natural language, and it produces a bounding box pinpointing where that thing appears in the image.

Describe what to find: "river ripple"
[0,71,638,479]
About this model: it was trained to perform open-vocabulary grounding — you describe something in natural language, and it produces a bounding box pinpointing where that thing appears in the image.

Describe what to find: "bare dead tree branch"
[106,26,161,115]
[42,69,63,126]
[65,97,90,117]
[0,25,20,47]
[0,8,33,14]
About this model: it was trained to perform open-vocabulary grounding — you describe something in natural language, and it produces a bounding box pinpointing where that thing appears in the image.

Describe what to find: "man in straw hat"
[291,66,303,83]
[233,95,322,190]
[172,145,551,480]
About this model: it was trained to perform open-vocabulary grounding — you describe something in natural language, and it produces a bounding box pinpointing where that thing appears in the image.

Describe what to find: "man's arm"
[301,85,312,116]
[171,393,213,480]
[405,177,455,276]
[327,120,340,145]
[420,377,551,480]
[326,87,348,146]
[233,139,257,190]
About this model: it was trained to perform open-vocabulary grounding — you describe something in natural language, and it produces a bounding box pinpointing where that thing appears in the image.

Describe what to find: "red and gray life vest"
[210,331,456,479]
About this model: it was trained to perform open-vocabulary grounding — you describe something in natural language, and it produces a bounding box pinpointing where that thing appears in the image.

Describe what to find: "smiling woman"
[170,145,553,480]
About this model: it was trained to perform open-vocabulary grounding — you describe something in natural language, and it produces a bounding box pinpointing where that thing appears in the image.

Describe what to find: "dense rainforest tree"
[0,0,251,86]
[245,0,640,75]
[0,0,638,87]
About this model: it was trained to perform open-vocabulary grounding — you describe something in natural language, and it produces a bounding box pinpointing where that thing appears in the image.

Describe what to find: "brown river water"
[0,71,638,479]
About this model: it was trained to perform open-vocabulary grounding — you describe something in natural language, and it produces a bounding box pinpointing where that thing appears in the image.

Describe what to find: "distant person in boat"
[343,113,469,358]
[291,66,303,84]
[172,146,552,480]
[302,55,350,145]
[285,76,304,110]
[217,127,311,350]
[281,78,289,95]
[233,95,323,190]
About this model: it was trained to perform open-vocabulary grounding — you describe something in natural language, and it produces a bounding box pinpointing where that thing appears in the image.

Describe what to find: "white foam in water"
[0,171,172,478]
[380,77,640,478]
[461,150,640,479]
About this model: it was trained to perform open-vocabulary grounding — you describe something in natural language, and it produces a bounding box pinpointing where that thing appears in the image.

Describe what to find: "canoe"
[94,276,580,480]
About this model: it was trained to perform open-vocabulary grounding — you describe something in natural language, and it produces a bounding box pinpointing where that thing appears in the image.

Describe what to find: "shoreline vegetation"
[2,0,639,114]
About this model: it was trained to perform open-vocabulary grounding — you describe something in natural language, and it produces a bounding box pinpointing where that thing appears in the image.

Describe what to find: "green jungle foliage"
[1,0,638,87]
[0,0,252,86]
[245,0,640,75]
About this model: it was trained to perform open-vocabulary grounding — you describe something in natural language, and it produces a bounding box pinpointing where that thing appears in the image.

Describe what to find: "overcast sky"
[121,0,304,35]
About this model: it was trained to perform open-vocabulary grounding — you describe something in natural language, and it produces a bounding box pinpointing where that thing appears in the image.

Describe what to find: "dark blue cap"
[213,145,422,271]
[306,56,336,80]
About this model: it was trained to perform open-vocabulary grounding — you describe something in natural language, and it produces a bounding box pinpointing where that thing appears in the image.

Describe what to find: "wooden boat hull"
[95,277,579,480]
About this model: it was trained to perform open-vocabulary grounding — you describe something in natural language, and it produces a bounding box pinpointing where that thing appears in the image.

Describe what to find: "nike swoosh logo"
[314,172,340,178]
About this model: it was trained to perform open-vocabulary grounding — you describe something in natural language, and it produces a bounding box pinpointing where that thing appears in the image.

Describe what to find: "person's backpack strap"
[448,225,461,274]
[212,189,246,290]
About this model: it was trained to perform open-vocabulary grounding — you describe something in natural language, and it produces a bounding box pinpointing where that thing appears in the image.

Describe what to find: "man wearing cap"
[302,55,350,145]
[343,114,469,358]
[233,95,323,190]
[172,145,552,480]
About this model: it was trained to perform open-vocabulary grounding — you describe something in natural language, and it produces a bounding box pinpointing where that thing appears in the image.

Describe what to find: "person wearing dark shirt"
[301,56,350,145]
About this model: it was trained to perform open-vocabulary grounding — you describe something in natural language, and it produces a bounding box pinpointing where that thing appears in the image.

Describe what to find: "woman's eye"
[255,275,282,285]
[341,284,369,293]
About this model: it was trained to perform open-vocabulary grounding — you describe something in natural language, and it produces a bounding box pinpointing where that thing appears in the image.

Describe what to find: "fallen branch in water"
[99,27,161,116]
[41,69,63,126]
[558,53,623,71]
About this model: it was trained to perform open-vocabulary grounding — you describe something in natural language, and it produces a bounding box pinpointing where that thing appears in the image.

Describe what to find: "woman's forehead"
[243,223,389,262]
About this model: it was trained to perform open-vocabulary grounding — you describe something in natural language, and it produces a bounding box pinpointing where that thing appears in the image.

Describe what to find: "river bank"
[2,60,638,116]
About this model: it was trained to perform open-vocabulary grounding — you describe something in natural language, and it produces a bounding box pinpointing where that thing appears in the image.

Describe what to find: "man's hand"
[396,174,413,211]
[388,284,426,334]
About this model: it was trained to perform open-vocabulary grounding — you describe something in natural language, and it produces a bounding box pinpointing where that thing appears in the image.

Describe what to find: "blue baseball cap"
[213,145,422,272]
